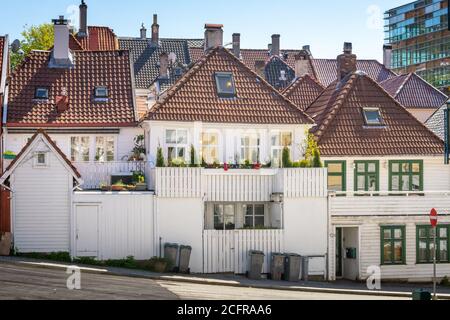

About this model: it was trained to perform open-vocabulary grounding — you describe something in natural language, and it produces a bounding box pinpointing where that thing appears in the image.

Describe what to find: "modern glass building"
[385,0,450,94]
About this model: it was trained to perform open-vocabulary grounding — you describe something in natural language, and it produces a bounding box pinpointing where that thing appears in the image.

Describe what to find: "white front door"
[75,205,99,257]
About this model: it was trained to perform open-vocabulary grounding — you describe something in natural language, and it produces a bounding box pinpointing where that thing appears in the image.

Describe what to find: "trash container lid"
[285,253,301,257]
[164,243,179,248]
[249,250,265,255]
[180,245,192,250]
[271,252,285,257]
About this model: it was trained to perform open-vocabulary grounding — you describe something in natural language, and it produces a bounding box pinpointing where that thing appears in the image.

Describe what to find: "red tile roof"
[380,73,448,109]
[74,26,118,51]
[7,50,136,127]
[2,129,81,179]
[145,47,313,124]
[282,75,324,111]
[310,59,396,87]
[305,71,444,156]
[0,36,5,84]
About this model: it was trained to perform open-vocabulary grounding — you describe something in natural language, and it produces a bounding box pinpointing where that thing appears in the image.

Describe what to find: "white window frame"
[243,204,266,229]
[200,131,220,164]
[213,203,236,231]
[362,107,383,126]
[165,129,189,162]
[70,136,91,162]
[270,131,293,167]
[95,136,116,162]
[240,133,260,164]
[33,152,49,168]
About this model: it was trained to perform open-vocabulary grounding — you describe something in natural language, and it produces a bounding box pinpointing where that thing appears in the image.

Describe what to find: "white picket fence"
[74,161,147,189]
[203,229,284,274]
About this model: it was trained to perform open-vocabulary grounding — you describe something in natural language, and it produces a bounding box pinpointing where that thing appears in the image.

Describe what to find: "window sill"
[380,263,407,266]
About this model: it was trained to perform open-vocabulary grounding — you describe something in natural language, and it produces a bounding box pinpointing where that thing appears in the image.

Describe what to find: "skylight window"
[95,86,109,98]
[35,88,49,100]
[362,107,383,126]
[215,72,236,98]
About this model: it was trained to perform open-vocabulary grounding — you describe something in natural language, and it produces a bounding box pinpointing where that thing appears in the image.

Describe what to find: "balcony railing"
[74,161,147,190]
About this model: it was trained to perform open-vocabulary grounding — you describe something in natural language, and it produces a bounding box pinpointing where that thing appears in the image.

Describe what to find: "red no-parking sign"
[430,208,438,227]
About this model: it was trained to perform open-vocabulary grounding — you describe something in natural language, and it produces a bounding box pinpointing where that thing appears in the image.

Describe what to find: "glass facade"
[385,0,450,92]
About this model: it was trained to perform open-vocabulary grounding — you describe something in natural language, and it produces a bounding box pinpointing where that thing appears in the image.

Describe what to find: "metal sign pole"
[433,226,437,300]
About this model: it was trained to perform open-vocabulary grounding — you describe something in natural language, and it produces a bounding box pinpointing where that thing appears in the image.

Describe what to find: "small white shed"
[0,130,83,253]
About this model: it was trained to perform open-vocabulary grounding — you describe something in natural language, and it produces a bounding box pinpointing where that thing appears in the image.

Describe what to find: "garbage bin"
[412,289,432,301]
[302,256,309,281]
[164,243,179,272]
[178,245,192,274]
[270,253,285,281]
[284,253,302,282]
[0,232,11,256]
[248,250,265,280]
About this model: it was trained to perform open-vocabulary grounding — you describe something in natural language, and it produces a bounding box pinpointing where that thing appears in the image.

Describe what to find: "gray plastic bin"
[0,232,11,256]
[248,250,265,280]
[284,253,302,282]
[178,245,192,274]
[164,243,179,272]
[270,253,285,281]
[302,256,309,281]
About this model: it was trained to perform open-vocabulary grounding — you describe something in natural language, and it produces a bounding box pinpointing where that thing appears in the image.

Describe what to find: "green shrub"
[156,146,165,167]
[442,276,450,286]
[282,147,292,168]
[311,148,323,168]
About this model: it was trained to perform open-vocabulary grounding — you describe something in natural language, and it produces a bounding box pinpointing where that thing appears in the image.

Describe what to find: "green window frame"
[354,160,380,192]
[325,161,346,192]
[388,160,423,192]
[416,225,450,264]
[381,226,406,265]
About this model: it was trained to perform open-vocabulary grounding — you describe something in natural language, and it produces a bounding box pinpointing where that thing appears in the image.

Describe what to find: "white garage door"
[75,205,99,257]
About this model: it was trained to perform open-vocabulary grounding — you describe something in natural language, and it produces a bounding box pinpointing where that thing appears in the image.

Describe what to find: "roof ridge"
[282,74,324,96]
[410,72,449,99]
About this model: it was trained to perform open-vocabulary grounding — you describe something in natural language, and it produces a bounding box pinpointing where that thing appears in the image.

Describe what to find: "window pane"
[356,176,365,191]
[401,176,410,191]
[215,73,235,95]
[384,242,392,263]
[440,240,448,261]
[394,228,402,239]
[224,214,235,230]
[418,240,428,262]
[281,133,292,147]
[71,137,90,162]
[177,147,185,159]
[177,130,188,144]
[440,228,448,238]
[244,205,253,216]
[391,176,400,191]
[418,228,428,238]
[328,176,343,192]
[357,163,365,173]
[364,109,382,125]
[168,147,176,162]
[245,216,253,228]
[394,241,403,262]
[391,163,400,173]
[412,163,421,173]
[254,205,265,216]
[412,175,421,191]
[383,229,391,240]
[327,163,342,173]
[214,205,224,230]
[254,216,265,228]
[166,130,177,144]
[367,163,376,173]
[402,163,410,173]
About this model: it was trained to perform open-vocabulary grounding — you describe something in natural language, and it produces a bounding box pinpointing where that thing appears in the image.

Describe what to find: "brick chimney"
[204,24,223,51]
[271,34,280,57]
[50,16,73,68]
[383,44,392,69]
[232,33,240,58]
[151,14,159,46]
[159,52,169,79]
[294,50,311,78]
[336,42,357,80]
[78,0,88,37]
[254,60,265,78]
[140,23,147,39]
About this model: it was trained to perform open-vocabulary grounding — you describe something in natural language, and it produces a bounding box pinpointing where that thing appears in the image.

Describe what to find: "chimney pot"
[294,51,311,78]
[159,52,169,79]
[337,42,357,80]
[50,16,73,68]
[271,34,280,57]
[151,14,159,46]
[78,0,88,37]
[140,23,147,39]
[232,33,241,58]
[204,24,224,51]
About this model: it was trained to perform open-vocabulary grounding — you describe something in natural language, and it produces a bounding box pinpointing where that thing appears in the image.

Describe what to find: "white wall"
[283,198,328,275]
[4,127,143,163]
[323,156,450,192]
[409,108,437,123]
[146,121,310,166]
[73,192,154,260]
[156,198,204,273]
[11,140,72,253]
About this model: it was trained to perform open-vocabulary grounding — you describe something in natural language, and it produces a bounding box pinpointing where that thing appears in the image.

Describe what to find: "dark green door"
[336,228,343,278]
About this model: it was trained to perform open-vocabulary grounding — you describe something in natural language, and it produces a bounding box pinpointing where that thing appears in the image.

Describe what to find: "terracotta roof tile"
[75,26,118,51]
[306,72,444,156]
[145,47,313,125]
[7,50,136,127]
[0,36,5,83]
[380,73,448,109]
[282,75,325,111]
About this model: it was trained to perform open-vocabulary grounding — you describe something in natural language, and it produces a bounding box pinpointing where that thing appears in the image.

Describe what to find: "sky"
[0,0,409,61]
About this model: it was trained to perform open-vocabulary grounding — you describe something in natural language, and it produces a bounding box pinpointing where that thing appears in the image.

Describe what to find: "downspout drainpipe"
[445,100,450,165]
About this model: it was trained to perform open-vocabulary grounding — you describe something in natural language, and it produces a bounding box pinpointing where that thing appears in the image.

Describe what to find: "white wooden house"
[304,43,450,282]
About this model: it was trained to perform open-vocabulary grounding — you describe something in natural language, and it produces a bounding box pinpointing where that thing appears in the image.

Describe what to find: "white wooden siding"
[73,192,154,260]
[283,168,328,198]
[12,140,71,253]
[155,168,202,198]
[203,229,284,274]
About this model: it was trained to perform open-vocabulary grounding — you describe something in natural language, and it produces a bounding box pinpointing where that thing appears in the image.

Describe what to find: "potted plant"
[150,257,168,273]
[253,162,262,170]
[3,151,16,160]
[112,180,126,191]
[133,172,147,191]
[100,183,111,192]
[129,135,146,161]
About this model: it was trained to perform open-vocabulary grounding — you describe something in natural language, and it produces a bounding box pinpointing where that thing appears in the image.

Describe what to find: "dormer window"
[94,86,109,101]
[363,108,383,126]
[215,72,236,98]
[35,88,49,100]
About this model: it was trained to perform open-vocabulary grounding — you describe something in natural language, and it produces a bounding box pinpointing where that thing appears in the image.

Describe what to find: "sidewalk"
[1,256,450,299]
